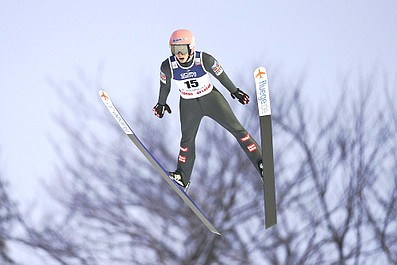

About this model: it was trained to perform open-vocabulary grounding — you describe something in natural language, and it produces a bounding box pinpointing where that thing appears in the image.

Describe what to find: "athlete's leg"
[203,89,262,174]
[177,97,203,182]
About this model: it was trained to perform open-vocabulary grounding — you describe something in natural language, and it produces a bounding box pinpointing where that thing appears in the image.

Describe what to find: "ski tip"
[254,67,267,80]
[99,90,110,101]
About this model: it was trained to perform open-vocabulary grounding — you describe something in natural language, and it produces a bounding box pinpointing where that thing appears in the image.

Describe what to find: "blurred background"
[1,1,396,264]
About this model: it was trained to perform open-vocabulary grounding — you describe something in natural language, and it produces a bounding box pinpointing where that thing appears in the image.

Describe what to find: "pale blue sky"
[1,0,397,201]
[1,1,397,261]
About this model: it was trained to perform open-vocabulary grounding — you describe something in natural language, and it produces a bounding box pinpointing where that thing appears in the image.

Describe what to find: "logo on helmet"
[172,38,185,43]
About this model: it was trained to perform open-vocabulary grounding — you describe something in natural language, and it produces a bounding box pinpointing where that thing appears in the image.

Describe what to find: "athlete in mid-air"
[153,29,263,191]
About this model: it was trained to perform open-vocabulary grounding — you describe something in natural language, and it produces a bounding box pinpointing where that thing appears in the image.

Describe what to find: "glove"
[153,103,172,118]
[231,88,250,105]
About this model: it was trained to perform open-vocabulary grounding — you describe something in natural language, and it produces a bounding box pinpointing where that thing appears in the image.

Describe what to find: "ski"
[254,67,277,229]
[98,90,221,236]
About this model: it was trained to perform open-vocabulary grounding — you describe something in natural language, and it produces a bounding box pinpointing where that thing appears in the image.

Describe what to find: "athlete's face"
[176,53,190,63]
[171,45,191,63]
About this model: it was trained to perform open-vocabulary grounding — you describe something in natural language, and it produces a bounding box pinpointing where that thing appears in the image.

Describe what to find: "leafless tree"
[0,156,18,264]
[260,74,397,265]
[18,69,397,265]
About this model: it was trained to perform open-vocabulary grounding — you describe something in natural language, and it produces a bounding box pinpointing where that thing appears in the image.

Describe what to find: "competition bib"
[169,51,213,99]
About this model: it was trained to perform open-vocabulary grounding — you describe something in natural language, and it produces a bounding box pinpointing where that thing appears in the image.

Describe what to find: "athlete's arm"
[202,52,249,105]
[157,59,172,105]
[202,52,238,94]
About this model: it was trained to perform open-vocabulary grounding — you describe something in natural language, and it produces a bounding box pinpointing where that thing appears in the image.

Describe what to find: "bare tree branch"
[13,68,396,265]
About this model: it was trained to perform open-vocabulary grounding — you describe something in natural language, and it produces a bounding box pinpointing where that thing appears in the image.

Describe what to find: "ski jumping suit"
[157,51,262,182]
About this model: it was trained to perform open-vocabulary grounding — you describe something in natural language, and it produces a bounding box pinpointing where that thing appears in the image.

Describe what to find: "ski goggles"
[170,45,189,55]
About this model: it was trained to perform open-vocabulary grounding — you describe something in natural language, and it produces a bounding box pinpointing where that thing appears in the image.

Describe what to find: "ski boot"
[258,161,264,183]
[169,170,191,193]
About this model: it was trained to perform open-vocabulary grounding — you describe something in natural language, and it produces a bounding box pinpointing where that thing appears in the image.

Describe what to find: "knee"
[235,130,250,142]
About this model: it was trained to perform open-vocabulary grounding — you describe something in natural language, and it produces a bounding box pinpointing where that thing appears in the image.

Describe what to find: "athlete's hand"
[153,103,172,118]
[231,88,249,105]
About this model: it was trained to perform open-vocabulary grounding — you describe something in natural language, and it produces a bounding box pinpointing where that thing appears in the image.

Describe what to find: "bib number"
[184,79,199,89]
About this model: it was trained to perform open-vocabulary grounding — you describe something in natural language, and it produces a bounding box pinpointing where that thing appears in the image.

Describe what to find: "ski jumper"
[157,51,262,182]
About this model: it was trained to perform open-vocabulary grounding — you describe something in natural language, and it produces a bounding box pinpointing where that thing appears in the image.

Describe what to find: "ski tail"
[99,90,221,236]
